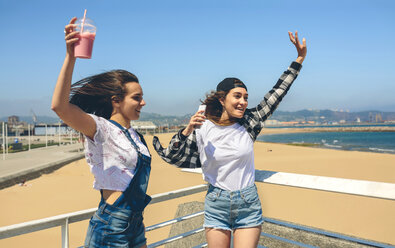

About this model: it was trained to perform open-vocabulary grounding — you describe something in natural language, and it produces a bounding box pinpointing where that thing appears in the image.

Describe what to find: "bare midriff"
[102,189,123,205]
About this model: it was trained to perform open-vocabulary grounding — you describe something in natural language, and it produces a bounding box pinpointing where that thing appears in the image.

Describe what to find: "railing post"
[61,218,69,248]
[58,122,61,146]
[2,122,5,160]
[45,124,48,148]
[28,124,31,151]
[5,123,8,154]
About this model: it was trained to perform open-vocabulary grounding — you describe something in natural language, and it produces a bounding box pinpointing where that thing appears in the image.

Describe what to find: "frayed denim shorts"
[84,203,146,248]
[204,183,264,231]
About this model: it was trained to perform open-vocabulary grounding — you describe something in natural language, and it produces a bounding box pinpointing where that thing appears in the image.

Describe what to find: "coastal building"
[6,115,29,136]
[131,121,157,134]
[264,119,280,126]
[7,116,19,125]
[281,121,299,126]
[34,123,70,136]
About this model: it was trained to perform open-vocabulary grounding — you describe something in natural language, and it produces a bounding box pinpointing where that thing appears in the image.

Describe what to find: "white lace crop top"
[83,114,150,191]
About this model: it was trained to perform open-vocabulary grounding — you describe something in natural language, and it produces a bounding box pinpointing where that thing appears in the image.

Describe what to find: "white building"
[130,121,157,134]
[264,119,281,126]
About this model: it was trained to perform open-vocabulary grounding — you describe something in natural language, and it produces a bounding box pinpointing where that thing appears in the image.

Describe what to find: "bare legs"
[233,226,261,248]
[205,228,231,248]
[205,225,261,248]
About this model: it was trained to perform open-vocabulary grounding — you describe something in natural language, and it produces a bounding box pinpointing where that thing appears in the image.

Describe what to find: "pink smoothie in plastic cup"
[75,32,96,59]
[74,17,96,59]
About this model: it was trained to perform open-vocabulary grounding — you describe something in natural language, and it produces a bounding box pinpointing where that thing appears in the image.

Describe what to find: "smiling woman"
[202,78,249,125]
[69,70,143,121]
[51,17,151,248]
[153,31,307,248]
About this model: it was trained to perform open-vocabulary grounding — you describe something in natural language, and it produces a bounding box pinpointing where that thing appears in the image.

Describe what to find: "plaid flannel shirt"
[153,61,302,168]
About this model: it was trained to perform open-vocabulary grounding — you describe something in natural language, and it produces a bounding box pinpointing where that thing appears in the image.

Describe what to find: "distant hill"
[2,109,395,126]
[138,112,190,126]
[0,113,191,126]
[271,110,395,123]
[140,110,395,125]
[0,115,60,124]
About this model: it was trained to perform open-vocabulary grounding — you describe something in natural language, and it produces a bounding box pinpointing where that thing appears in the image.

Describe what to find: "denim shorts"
[204,183,264,231]
[84,203,146,248]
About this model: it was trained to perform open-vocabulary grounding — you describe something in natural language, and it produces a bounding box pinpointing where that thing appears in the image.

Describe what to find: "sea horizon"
[258,130,395,155]
[264,123,395,129]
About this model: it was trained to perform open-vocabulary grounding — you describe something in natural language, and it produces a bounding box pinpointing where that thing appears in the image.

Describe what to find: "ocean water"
[265,123,395,129]
[257,132,395,154]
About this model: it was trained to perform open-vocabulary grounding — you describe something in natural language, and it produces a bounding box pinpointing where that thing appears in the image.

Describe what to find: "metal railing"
[1,170,395,248]
[0,184,208,248]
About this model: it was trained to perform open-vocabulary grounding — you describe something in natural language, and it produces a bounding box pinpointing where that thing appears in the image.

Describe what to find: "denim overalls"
[84,120,151,248]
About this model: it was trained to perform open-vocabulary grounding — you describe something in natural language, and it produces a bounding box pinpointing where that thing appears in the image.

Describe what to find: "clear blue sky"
[1,0,394,118]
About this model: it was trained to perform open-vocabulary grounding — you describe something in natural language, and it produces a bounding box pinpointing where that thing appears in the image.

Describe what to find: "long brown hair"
[202,90,228,124]
[203,77,248,125]
[70,70,139,119]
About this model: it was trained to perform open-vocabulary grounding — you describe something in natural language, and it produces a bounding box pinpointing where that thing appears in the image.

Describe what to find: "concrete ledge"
[181,168,395,200]
[260,219,378,248]
[0,153,84,190]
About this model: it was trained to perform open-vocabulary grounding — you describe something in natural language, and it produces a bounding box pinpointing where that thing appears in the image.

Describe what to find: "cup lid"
[75,17,96,33]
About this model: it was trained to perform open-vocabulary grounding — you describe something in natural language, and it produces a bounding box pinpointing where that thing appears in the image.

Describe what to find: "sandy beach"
[0,131,394,247]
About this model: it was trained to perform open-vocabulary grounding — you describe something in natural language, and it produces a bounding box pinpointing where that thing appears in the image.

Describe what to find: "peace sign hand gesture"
[288,31,307,64]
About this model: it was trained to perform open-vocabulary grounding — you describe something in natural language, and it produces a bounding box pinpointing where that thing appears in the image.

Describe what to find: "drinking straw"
[80,9,87,33]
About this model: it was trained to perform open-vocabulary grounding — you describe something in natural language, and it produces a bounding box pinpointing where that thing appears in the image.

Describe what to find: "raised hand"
[64,17,79,57]
[288,31,307,63]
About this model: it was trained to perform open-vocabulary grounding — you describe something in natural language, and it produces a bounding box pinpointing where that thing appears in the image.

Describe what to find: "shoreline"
[261,126,395,135]
[259,127,395,155]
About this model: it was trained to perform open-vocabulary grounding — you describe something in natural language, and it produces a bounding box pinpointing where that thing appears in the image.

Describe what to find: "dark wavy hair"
[202,90,227,123]
[203,78,249,123]
[69,70,139,119]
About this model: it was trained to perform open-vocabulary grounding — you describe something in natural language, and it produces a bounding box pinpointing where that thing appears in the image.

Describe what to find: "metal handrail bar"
[147,227,205,248]
[263,217,395,248]
[0,184,208,240]
[149,184,208,204]
[145,211,204,232]
[192,243,208,248]
[0,207,97,239]
[260,232,318,248]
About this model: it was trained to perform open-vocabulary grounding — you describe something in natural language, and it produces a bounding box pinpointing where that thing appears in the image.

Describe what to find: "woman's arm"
[152,109,204,167]
[51,17,96,140]
[153,129,201,168]
[243,31,307,140]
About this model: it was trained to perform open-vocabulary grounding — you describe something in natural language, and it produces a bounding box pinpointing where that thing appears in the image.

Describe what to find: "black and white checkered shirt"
[153,61,302,168]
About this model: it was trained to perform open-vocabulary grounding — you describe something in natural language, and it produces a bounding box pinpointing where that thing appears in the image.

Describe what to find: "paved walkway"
[0,143,84,189]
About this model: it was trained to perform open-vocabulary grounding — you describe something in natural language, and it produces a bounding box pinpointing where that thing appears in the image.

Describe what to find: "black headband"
[216,77,247,92]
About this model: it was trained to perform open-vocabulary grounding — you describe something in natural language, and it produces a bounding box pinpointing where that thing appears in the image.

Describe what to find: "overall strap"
[108,120,140,153]
[135,131,149,150]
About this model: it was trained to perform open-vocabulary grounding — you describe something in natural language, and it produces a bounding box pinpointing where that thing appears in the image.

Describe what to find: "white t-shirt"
[195,120,255,191]
[83,114,150,191]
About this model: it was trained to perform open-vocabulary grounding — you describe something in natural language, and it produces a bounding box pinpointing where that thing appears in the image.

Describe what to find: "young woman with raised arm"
[52,17,151,248]
[152,31,307,248]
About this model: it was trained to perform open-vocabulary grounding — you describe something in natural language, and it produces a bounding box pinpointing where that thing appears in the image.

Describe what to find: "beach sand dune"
[0,132,394,247]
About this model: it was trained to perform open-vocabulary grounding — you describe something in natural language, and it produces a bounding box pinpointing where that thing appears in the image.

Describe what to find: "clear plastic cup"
[74,17,96,59]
